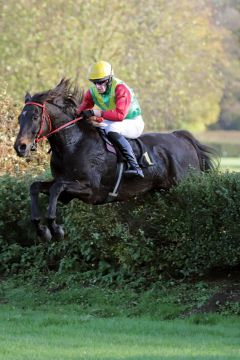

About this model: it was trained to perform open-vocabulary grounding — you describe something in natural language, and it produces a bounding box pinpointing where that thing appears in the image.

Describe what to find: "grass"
[193,130,240,172]
[0,280,190,319]
[220,157,240,172]
[0,279,239,360]
[0,305,239,360]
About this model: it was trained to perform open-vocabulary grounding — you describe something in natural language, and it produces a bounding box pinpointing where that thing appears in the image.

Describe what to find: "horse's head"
[14,92,45,157]
[14,79,83,157]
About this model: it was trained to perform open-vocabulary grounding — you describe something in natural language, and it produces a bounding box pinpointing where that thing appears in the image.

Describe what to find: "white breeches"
[99,115,144,139]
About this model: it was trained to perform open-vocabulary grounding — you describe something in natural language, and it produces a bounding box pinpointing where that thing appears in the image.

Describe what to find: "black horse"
[14,79,217,240]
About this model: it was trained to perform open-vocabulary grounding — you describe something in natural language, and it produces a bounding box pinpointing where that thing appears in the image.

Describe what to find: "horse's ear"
[25,92,32,103]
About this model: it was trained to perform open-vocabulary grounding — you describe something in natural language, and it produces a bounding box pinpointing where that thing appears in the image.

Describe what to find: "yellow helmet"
[88,61,114,81]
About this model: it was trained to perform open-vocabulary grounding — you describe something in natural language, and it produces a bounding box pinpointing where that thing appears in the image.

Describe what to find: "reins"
[24,101,82,143]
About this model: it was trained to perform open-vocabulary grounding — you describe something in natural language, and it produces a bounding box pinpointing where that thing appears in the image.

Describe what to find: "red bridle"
[24,101,82,143]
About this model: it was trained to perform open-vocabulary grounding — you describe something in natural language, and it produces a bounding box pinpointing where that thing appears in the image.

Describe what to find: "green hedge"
[0,171,240,281]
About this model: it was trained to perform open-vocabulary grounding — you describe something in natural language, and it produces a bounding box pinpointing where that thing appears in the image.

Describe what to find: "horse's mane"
[31,78,84,118]
[31,78,98,136]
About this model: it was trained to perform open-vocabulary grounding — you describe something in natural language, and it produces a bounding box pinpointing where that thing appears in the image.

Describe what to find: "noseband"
[24,101,82,143]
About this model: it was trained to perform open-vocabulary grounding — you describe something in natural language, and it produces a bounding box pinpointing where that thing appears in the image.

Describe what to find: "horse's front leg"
[46,180,92,239]
[47,181,67,240]
[30,180,54,241]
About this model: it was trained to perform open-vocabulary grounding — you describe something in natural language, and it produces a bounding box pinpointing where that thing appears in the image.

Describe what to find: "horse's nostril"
[18,144,27,152]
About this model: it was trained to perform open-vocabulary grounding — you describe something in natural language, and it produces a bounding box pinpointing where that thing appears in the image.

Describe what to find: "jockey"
[77,60,144,178]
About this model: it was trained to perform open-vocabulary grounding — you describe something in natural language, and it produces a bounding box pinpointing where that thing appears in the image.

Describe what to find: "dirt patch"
[184,269,240,316]
[192,284,239,313]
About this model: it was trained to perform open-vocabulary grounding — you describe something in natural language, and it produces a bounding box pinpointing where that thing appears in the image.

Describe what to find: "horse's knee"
[49,182,66,197]
[30,181,41,195]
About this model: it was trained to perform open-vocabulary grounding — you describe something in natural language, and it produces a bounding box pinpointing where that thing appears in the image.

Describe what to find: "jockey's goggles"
[91,77,110,85]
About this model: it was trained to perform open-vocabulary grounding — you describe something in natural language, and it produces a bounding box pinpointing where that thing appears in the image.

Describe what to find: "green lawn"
[220,157,240,172]
[0,305,239,360]
[193,130,240,171]
[0,281,239,360]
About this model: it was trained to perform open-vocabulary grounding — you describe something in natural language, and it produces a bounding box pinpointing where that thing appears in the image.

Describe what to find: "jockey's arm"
[102,84,131,121]
[76,90,94,114]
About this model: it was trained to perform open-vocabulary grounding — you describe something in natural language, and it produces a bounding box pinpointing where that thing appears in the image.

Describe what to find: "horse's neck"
[47,104,101,154]
[47,104,83,150]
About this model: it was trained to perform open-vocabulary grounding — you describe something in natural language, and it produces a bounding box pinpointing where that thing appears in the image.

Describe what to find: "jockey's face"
[93,79,108,94]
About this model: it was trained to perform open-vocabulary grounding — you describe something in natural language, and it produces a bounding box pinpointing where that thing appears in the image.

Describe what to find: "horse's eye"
[33,115,39,121]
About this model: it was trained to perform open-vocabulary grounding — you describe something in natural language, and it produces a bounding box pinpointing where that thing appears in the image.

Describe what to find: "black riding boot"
[107,132,144,178]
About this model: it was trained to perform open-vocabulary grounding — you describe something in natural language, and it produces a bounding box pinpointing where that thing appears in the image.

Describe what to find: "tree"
[1,0,227,130]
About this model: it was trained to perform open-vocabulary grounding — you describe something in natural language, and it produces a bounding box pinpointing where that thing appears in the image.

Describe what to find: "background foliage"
[1,171,239,282]
[1,0,240,131]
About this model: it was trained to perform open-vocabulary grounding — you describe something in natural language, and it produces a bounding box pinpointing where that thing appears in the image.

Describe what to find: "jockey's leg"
[100,115,144,139]
[107,131,144,178]
[99,116,144,177]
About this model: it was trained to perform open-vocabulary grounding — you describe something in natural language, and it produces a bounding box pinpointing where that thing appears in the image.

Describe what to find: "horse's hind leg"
[30,180,54,241]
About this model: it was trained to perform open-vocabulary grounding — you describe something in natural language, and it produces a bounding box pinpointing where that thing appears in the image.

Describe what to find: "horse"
[14,79,217,241]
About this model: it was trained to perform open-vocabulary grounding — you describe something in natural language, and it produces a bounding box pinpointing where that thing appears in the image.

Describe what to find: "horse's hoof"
[37,225,52,242]
[53,224,65,240]
[48,222,65,240]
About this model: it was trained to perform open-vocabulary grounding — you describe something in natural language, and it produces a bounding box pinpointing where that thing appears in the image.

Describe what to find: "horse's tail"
[173,130,219,171]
